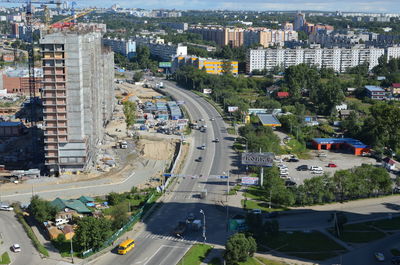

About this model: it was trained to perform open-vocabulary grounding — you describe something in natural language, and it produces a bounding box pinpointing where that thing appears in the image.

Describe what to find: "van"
[118,239,135,255]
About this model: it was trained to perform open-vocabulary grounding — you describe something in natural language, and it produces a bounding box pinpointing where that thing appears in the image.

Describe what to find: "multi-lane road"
[92,79,236,265]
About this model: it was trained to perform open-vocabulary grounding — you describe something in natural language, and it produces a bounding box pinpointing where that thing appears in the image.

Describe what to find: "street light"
[200,209,206,243]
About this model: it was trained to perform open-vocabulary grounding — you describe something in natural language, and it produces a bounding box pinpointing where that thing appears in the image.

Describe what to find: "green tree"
[28,195,58,223]
[221,61,233,75]
[224,233,257,265]
[75,216,112,251]
[133,71,143,82]
[110,202,129,230]
[123,101,137,127]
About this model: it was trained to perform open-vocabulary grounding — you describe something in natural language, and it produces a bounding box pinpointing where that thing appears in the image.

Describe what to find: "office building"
[172,56,238,75]
[103,38,136,59]
[40,24,114,173]
[246,46,390,73]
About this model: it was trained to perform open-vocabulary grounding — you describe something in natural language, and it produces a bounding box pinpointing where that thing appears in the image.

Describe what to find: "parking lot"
[278,150,378,184]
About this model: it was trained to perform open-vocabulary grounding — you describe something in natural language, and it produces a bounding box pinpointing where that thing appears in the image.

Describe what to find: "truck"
[120,141,128,149]
[173,221,187,237]
[159,82,164,88]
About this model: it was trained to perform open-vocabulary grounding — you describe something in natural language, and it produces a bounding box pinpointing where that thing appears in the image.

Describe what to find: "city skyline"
[79,0,400,13]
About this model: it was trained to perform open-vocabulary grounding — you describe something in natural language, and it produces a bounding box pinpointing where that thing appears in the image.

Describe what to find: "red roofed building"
[276,91,289,98]
[392,83,400,94]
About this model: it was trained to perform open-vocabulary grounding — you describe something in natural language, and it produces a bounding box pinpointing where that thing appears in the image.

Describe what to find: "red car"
[327,163,337,168]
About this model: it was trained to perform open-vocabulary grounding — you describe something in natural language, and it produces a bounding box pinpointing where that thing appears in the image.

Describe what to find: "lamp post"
[200,209,206,243]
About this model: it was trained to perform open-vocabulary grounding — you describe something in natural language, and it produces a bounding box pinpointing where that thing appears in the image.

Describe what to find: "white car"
[12,244,21,252]
[310,166,323,171]
[251,209,262,214]
[374,252,385,261]
[311,170,324,174]
[277,164,287,169]
[280,171,289,176]
[0,205,13,211]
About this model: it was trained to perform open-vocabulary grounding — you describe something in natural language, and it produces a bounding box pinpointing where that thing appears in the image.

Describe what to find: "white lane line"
[2,172,135,198]
[143,245,189,265]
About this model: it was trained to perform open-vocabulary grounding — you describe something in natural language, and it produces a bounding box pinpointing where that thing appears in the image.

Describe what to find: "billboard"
[241,177,259,185]
[203,89,212,94]
[228,106,239,112]
[159,62,172,68]
[241,152,274,167]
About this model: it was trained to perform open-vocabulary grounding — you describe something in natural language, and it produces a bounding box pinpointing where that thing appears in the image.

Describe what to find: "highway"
[91,79,236,265]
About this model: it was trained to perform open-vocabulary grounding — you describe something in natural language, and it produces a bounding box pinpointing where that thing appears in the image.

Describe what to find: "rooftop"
[257,114,281,126]
[312,138,368,148]
[365,85,385,92]
[51,198,91,214]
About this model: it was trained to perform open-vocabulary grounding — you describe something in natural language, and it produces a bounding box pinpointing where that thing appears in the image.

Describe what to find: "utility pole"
[70,235,74,263]
[200,209,206,243]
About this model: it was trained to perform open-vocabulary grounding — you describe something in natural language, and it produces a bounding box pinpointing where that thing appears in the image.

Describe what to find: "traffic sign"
[220,175,229,179]
[163,173,172,177]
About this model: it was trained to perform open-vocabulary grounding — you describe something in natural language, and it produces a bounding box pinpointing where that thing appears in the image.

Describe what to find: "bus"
[117,239,135,255]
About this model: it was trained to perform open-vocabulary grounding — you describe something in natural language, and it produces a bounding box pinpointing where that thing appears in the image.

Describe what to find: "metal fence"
[82,193,156,258]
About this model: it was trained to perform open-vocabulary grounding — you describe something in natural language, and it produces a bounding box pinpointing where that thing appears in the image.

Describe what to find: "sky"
[79,0,400,12]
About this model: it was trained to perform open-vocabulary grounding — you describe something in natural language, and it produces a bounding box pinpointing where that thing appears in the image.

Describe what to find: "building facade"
[246,46,400,73]
[102,38,136,59]
[172,56,238,75]
[136,39,187,61]
[40,26,114,173]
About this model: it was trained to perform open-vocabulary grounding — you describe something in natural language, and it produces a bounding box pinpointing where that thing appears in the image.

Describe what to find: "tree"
[29,195,58,223]
[110,202,129,230]
[133,71,143,82]
[75,216,112,251]
[224,233,257,265]
[221,61,233,75]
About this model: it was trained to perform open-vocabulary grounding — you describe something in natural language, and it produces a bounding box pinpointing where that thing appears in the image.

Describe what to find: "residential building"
[103,38,136,59]
[40,24,114,173]
[2,68,42,95]
[294,12,306,31]
[51,197,91,214]
[365,85,387,100]
[136,38,187,61]
[188,26,245,47]
[160,22,188,31]
[391,83,400,94]
[244,28,298,48]
[246,46,387,73]
[282,22,294,31]
[186,43,216,52]
[172,56,238,75]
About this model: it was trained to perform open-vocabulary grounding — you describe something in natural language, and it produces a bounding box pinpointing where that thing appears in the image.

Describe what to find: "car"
[11,244,21,253]
[311,170,324,174]
[310,166,323,171]
[327,163,337,168]
[187,213,195,222]
[280,171,289,176]
[196,157,203,162]
[199,118,204,122]
[200,144,206,150]
[277,164,287,169]
[213,138,220,143]
[285,180,297,187]
[374,252,385,262]
[317,152,327,157]
[251,209,262,214]
[296,165,308,171]
[210,117,215,121]
[0,205,13,211]
[391,256,400,264]
[288,157,299,162]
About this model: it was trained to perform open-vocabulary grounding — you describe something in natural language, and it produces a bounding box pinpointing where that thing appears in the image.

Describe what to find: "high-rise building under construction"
[40,24,114,173]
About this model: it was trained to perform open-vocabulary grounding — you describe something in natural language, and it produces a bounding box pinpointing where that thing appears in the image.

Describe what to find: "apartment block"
[103,37,136,59]
[172,56,238,75]
[244,28,298,48]
[40,26,114,173]
[160,22,188,31]
[136,38,187,61]
[246,46,388,73]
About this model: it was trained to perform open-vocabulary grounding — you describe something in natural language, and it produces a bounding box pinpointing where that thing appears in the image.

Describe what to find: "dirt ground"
[138,138,175,160]
[117,82,162,99]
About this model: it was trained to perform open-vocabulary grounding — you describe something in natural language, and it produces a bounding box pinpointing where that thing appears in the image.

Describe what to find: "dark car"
[197,156,203,162]
[296,165,308,171]
[187,213,195,222]
[288,157,299,162]
[285,180,297,187]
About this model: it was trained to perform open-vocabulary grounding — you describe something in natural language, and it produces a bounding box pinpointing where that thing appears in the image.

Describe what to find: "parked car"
[311,170,324,174]
[288,157,299,162]
[285,180,297,187]
[196,157,203,162]
[374,252,385,262]
[280,171,289,176]
[277,164,287,169]
[327,163,337,168]
[296,165,308,171]
[317,152,327,157]
[251,209,262,215]
[310,166,323,171]
[11,244,21,253]
[0,205,13,211]
[187,213,195,222]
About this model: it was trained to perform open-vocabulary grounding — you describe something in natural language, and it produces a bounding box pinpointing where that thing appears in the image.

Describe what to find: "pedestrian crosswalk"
[139,232,199,244]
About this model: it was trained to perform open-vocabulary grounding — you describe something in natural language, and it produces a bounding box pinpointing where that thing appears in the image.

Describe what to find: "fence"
[82,193,156,258]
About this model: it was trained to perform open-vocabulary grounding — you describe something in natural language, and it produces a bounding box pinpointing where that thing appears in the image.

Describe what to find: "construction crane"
[51,7,95,28]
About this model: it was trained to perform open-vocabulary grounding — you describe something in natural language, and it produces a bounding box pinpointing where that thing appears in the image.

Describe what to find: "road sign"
[220,175,229,179]
[159,62,172,68]
[163,173,172,177]
[241,177,259,185]
[241,152,274,167]
[228,106,239,112]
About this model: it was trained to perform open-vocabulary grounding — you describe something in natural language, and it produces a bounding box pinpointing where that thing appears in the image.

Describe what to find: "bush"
[0,252,10,264]
[14,207,49,257]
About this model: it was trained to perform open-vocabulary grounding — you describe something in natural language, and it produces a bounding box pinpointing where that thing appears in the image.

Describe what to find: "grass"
[243,186,268,201]
[51,239,79,258]
[0,252,10,265]
[255,257,288,265]
[238,257,261,265]
[391,249,400,256]
[177,244,213,265]
[329,223,386,243]
[227,128,237,135]
[283,139,311,159]
[241,199,286,213]
[14,206,49,257]
[261,231,346,261]
[228,185,241,195]
[367,217,400,231]
[192,91,225,117]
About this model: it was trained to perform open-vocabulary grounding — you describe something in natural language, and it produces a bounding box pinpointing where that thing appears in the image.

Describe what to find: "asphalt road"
[91,78,236,265]
[0,211,42,265]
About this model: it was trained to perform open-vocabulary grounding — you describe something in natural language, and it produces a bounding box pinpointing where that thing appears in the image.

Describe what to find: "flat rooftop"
[312,138,368,148]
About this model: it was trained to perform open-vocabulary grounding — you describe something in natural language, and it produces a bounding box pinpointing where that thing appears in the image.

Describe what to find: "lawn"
[367,217,400,231]
[177,244,213,265]
[283,139,311,159]
[241,199,286,213]
[0,252,10,265]
[238,257,261,265]
[228,185,241,195]
[329,223,386,243]
[255,257,288,265]
[227,128,237,135]
[261,231,346,261]
[243,186,268,201]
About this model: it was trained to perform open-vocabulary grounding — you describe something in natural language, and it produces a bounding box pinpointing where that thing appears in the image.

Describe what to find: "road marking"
[143,245,189,265]
[2,172,135,198]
